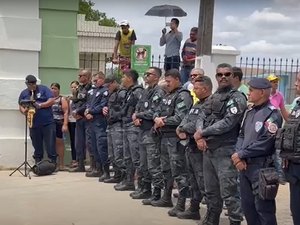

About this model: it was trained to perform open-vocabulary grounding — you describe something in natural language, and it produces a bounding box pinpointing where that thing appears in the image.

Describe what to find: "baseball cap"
[267,74,280,82]
[25,75,37,84]
[248,78,272,89]
[120,20,129,26]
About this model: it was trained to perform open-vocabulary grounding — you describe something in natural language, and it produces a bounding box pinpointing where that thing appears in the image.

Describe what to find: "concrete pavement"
[0,170,293,225]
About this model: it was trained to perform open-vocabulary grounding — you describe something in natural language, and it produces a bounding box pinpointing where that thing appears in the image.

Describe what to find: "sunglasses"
[216,72,232,78]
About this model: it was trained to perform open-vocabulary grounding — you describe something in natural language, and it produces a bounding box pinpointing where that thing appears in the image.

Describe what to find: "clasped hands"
[231,153,247,171]
[193,130,208,152]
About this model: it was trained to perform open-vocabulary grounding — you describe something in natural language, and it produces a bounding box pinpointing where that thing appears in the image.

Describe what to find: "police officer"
[176,76,212,220]
[232,78,282,225]
[194,63,246,225]
[130,67,165,200]
[278,71,300,225]
[18,75,57,164]
[151,69,193,217]
[114,69,144,191]
[84,72,110,181]
[70,70,92,172]
[102,76,127,183]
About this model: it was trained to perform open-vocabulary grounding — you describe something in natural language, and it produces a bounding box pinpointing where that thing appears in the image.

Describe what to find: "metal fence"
[80,53,300,104]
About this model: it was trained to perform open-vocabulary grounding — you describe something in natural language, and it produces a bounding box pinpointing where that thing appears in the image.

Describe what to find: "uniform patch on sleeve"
[230,106,238,114]
[152,95,159,101]
[177,101,186,109]
[268,122,278,134]
[226,99,234,106]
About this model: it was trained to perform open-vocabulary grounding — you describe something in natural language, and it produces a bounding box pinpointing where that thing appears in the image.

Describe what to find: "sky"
[94,0,300,59]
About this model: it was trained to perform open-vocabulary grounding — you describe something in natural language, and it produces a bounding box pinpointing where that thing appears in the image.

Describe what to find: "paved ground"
[0,170,293,225]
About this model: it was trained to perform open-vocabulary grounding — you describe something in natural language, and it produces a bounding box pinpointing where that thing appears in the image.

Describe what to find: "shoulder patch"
[177,101,186,109]
[226,99,234,106]
[152,95,159,101]
[267,122,278,134]
[230,106,238,114]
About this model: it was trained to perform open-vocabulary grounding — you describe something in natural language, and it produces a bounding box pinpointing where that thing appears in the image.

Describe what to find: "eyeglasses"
[216,72,232,78]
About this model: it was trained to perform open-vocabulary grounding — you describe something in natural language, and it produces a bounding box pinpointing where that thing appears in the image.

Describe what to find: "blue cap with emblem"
[248,78,271,89]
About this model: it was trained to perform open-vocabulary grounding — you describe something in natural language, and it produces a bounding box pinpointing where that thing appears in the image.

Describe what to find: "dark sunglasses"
[216,72,232,78]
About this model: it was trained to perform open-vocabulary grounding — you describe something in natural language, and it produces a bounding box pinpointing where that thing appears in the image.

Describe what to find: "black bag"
[31,160,56,176]
[258,167,279,200]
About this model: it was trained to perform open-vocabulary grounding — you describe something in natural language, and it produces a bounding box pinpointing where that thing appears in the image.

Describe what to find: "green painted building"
[39,0,79,95]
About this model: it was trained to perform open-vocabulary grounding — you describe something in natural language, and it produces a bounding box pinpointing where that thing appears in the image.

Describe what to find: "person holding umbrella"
[160,18,182,72]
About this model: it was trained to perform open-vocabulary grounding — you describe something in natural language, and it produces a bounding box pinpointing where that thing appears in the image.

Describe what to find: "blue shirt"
[18,85,54,128]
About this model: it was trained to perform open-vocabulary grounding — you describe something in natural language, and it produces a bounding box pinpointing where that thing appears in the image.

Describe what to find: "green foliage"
[79,0,118,27]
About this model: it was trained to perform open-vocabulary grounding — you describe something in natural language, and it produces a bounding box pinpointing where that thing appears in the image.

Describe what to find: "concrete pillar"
[0,0,41,168]
[195,45,240,92]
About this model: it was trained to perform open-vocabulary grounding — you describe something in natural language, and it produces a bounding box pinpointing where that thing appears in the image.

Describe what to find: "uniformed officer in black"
[232,78,282,225]
[114,69,144,191]
[130,67,165,200]
[102,76,127,183]
[194,63,246,225]
[84,72,110,182]
[176,76,212,220]
[70,70,93,172]
[151,69,193,217]
[278,71,300,225]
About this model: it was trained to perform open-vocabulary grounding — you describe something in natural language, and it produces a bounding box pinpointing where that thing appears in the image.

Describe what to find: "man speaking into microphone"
[18,75,57,164]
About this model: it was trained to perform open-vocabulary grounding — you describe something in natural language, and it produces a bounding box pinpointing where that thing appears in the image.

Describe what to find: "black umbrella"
[145,4,187,17]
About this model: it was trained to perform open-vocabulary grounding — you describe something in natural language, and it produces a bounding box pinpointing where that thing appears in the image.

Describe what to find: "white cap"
[120,20,129,26]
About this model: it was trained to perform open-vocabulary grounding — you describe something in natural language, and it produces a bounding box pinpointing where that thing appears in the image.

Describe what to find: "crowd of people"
[16,18,300,225]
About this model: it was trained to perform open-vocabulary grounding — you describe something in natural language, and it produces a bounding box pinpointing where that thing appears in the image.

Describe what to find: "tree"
[79,0,118,27]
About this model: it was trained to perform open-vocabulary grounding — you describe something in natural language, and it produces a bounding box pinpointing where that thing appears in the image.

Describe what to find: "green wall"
[39,0,79,95]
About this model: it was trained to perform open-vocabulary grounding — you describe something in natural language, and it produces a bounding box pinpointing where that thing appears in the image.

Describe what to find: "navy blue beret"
[248,78,271,89]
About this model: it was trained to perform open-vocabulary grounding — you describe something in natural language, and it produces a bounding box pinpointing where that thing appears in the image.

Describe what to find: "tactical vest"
[203,89,235,127]
[119,29,133,57]
[277,103,300,160]
[160,88,191,132]
[108,88,127,124]
[137,85,162,130]
[73,83,92,109]
[123,85,143,123]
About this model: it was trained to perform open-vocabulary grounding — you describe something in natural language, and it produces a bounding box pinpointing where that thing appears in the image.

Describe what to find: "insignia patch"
[296,110,300,118]
[88,89,93,94]
[163,99,167,104]
[168,99,172,105]
[153,95,159,101]
[37,93,41,98]
[144,101,149,108]
[96,91,100,97]
[194,109,199,114]
[103,91,108,96]
[127,95,131,101]
[255,121,263,132]
[230,106,238,114]
[189,109,194,114]
[292,110,296,116]
[226,99,234,106]
[268,123,278,134]
[177,101,186,109]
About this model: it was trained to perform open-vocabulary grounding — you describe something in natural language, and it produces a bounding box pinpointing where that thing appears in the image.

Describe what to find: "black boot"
[131,182,152,199]
[177,200,201,220]
[202,210,220,225]
[86,156,95,172]
[104,170,122,183]
[114,182,135,191]
[86,162,103,177]
[142,187,161,205]
[168,196,186,217]
[114,172,126,190]
[69,160,85,172]
[151,186,173,207]
[129,177,143,197]
[99,164,110,182]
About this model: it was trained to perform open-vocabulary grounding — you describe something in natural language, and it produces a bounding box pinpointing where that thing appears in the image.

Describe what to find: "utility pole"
[196,0,215,56]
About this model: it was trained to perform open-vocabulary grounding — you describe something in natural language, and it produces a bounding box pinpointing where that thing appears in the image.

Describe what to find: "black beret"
[248,78,271,89]
[25,75,37,84]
